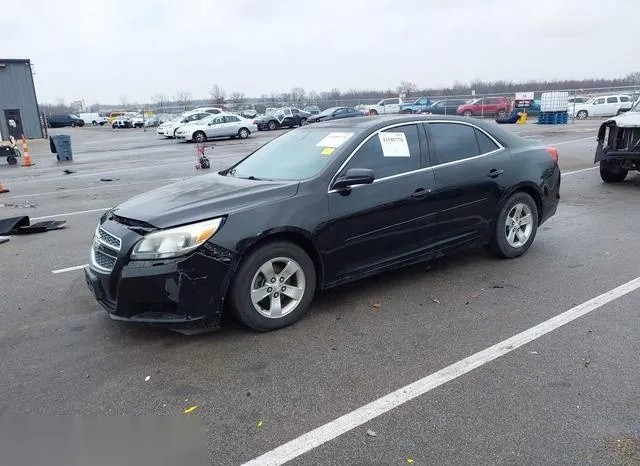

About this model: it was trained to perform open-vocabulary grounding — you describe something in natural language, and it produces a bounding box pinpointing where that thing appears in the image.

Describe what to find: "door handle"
[410,187,431,199]
[487,169,504,178]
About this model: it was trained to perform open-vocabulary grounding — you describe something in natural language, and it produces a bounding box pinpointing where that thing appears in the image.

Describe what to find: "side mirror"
[332,168,375,190]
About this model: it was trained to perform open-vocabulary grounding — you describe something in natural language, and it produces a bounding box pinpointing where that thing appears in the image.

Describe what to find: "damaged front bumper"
[594,117,640,170]
[84,219,236,333]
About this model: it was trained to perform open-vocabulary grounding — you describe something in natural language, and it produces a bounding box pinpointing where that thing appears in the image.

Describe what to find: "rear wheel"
[463,110,473,117]
[599,160,628,183]
[229,240,316,331]
[193,131,206,143]
[268,120,277,130]
[238,127,250,139]
[369,109,378,116]
[7,156,17,165]
[299,118,307,126]
[577,110,588,119]
[488,192,539,258]
[496,108,507,118]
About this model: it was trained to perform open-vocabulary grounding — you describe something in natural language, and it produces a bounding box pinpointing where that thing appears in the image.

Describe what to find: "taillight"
[546,146,559,163]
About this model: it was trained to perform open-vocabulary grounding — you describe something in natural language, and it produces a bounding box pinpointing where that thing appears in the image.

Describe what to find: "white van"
[78,113,109,126]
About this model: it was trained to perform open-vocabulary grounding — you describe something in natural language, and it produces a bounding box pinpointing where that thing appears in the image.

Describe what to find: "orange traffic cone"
[0,179,9,194]
[21,135,34,167]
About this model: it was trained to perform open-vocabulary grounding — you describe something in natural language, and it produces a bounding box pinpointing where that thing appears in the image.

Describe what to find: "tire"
[369,109,378,115]
[7,156,17,165]
[463,110,473,117]
[496,108,507,118]
[488,192,539,259]
[599,161,628,183]
[299,118,307,126]
[71,122,76,128]
[577,110,588,119]
[112,124,117,129]
[193,131,206,143]
[229,240,317,331]
[238,127,249,139]
[268,120,277,130]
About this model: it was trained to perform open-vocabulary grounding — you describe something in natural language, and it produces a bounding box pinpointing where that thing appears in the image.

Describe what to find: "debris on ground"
[529,351,538,355]
[183,405,199,414]
[257,420,263,428]
[366,429,377,437]
[100,178,114,182]
[406,459,414,464]
[372,302,382,310]
[144,376,151,382]
[0,216,66,235]
[63,169,76,174]
[490,285,505,289]
[431,298,440,304]
[0,236,9,245]
[0,200,38,209]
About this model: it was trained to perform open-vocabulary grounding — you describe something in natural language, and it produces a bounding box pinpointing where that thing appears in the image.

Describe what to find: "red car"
[456,97,510,118]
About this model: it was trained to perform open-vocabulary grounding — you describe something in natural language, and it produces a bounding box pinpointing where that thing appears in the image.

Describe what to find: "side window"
[224,115,240,123]
[346,108,356,114]
[428,122,480,164]
[606,97,618,103]
[595,98,605,105]
[291,109,300,114]
[620,96,630,102]
[335,108,348,115]
[342,124,421,179]
[475,129,499,154]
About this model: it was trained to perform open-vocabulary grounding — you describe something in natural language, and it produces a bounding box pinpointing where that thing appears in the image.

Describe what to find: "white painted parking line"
[242,275,640,466]
[553,136,594,145]
[52,264,88,274]
[561,166,597,176]
[32,208,111,221]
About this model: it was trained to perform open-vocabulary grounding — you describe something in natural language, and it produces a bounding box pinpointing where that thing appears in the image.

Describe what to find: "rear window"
[620,96,630,102]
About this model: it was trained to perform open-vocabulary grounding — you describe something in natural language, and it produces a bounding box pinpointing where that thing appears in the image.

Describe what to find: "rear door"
[325,123,438,282]
[424,121,512,254]
[222,115,241,136]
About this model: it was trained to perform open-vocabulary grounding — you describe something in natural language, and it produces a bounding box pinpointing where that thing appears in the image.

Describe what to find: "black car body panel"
[47,114,85,128]
[425,100,469,115]
[254,108,311,130]
[85,115,560,330]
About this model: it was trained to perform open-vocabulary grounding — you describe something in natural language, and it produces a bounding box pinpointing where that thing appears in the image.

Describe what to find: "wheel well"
[236,232,324,290]
[513,186,543,224]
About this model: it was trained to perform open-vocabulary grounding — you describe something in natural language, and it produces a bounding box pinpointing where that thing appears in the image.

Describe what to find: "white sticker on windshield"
[315,132,354,148]
[379,132,410,157]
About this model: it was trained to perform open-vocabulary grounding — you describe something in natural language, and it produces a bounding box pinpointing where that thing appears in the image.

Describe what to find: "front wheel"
[299,118,307,126]
[7,156,17,165]
[488,192,539,259]
[238,127,249,139]
[599,161,628,183]
[193,131,206,143]
[229,240,316,331]
[496,109,507,118]
[463,110,473,117]
[268,120,277,130]
[576,110,588,119]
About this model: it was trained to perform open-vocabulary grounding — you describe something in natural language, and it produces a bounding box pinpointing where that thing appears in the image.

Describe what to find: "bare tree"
[152,93,168,109]
[119,94,129,108]
[397,81,418,96]
[229,92,245,103]
[307,91,320,103]
[174,90,192,110]
[290,87,305,106]
[210,85,226,105]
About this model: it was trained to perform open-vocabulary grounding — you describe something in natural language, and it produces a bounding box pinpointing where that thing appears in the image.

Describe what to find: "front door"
[324,123,438,283]
[424,121,513,255]
[4,109,24,139]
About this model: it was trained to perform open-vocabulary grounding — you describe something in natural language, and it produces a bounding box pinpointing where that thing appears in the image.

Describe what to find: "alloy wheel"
[505,203,534,248]
[250,257,306,319]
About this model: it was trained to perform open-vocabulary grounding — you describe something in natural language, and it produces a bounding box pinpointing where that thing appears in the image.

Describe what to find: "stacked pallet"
[537,111,569,124]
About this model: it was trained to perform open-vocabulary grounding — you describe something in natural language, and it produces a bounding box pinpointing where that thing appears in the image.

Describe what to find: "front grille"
[92,248,117,271]
[97,227,121,250]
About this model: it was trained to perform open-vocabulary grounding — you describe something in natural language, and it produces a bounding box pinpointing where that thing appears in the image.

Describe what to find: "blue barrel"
[50,135,73,161]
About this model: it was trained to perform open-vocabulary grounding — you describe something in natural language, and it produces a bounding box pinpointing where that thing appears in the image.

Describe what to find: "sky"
[3,0,638,104]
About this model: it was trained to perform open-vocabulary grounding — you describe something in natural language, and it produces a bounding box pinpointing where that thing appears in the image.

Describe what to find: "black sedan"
[47,114,85,128]
[84,115,560,333]
[425,99,469,115]
[254,107,310,130]
[306,106,365,124]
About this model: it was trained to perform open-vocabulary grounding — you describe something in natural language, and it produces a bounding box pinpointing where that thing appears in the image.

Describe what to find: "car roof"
[308,114,528,148]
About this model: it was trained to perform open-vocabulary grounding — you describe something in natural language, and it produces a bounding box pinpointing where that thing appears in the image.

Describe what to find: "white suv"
[572,95,632,119]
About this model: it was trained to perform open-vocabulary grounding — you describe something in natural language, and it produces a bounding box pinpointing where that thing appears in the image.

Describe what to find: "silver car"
[175,113,258,142]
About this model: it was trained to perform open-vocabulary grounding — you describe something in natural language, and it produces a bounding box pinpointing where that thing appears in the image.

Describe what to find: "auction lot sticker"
[316,132,354,148]
[379,132,410,157]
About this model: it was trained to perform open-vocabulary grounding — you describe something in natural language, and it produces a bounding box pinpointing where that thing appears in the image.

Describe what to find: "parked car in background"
[254,107,310,130]
[158,110,220,138]
[567,96,590,117]
[241,109,258,119]
[78,113,108,126]
[594,98,640,183]
[456,97,510,118]
[84,115,560,332]
[364,98,401,115]
[175,113,257,142]
[570,95,633,119]
[425,99,469,115]
[304,105,321,115]
[108,111,127,123]
[47,114,85,128]
[306,107,365,124]
[112,114,134,128]
[399,97,432,114]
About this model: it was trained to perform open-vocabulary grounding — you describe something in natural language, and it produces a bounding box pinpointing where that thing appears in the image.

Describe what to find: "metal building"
[0,58,44,140]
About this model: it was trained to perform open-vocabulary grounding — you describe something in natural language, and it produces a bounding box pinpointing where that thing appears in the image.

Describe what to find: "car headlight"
[130,218,223,260]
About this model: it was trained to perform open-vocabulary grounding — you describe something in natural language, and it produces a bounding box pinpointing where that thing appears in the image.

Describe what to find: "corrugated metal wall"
[0,61,43,139]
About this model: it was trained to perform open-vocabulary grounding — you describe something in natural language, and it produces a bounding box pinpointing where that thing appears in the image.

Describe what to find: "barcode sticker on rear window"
[315,132,353,148]
[379,132,410,157]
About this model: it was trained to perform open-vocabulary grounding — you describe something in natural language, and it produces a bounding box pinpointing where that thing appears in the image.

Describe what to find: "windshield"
[318,107,339,116]
[631,98,640,112]
[226,128,355,181]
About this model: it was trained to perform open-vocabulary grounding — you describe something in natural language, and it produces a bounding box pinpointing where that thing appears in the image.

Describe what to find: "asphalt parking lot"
[0,120,638,465]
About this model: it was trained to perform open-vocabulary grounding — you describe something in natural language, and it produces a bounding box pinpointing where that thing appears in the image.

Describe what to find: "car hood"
[602,111,640,127]
[112,173,300,228]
